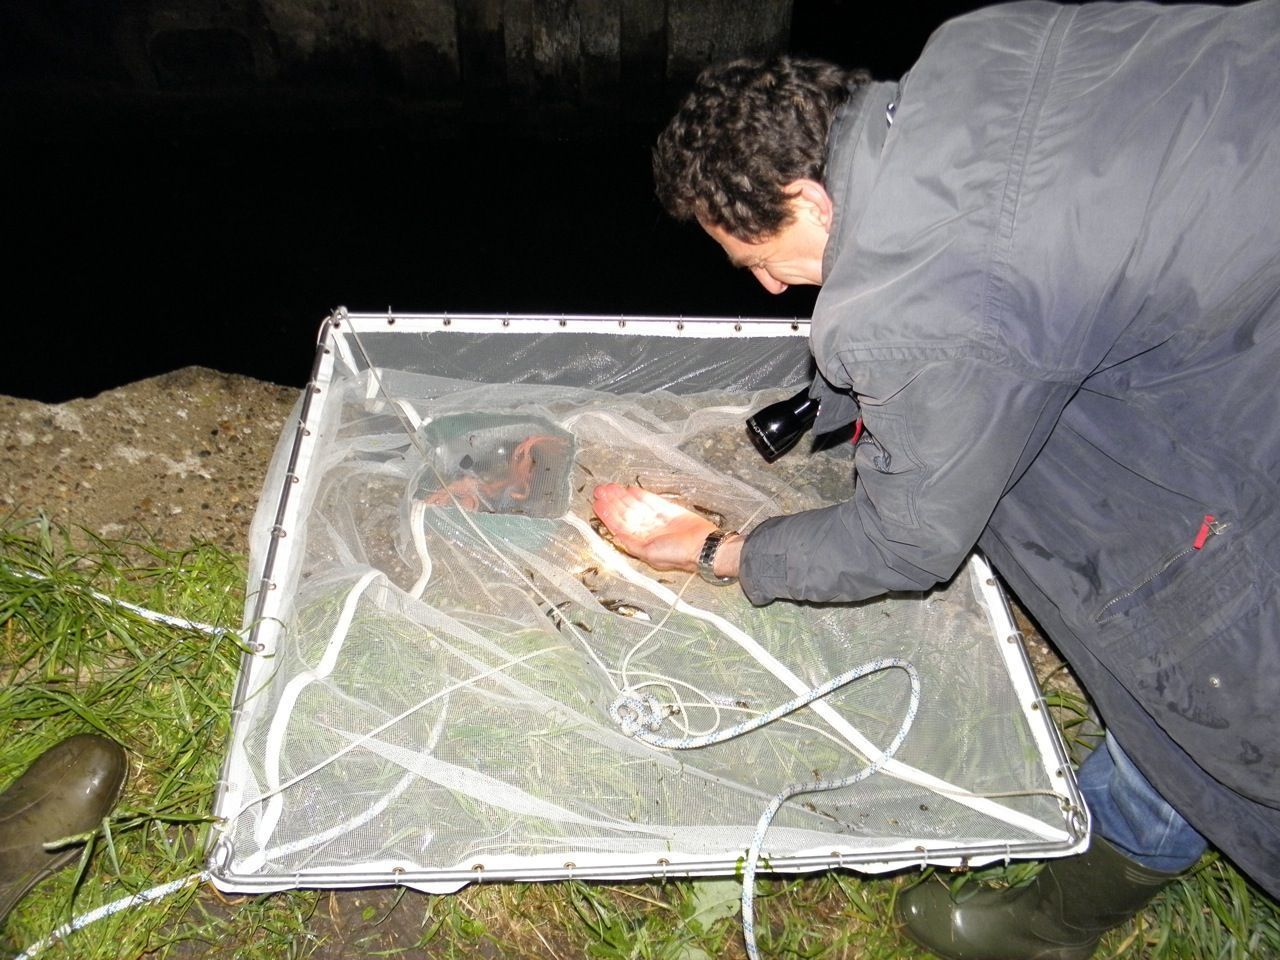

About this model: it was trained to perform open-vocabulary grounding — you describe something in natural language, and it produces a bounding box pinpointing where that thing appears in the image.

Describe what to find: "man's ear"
[783,179,834,231]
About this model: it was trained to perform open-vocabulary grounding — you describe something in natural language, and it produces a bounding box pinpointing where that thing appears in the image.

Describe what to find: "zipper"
[1096,514,1225,621]
[1192,514,1217,550]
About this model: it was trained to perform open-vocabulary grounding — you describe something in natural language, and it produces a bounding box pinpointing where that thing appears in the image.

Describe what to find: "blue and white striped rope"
[4,565,239,639]
[14,872,209,960]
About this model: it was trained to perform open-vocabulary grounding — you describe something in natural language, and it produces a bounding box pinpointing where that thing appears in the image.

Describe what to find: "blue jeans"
[1077,733,1207,873]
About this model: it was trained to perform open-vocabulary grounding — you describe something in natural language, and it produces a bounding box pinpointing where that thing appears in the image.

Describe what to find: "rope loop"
[608,690,670,736]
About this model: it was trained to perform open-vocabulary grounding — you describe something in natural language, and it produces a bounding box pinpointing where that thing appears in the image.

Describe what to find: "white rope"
[407,499,433,598]
[14,872,208,960]
[255,568,383,852]
[230,647,559,827]
[4,566,239,639]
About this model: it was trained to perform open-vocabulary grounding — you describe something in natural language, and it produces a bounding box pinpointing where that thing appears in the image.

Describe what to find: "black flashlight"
[745,387,819,462]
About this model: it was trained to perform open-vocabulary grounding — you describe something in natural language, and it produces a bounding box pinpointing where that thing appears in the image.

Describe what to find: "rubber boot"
[895,836,1183,960]
[0,735,128,926]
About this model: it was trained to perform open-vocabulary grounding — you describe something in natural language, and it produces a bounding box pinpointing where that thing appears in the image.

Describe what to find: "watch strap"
[696,530,738,585]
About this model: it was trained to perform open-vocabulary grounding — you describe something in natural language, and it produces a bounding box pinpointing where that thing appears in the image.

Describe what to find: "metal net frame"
[208,310,1086,896]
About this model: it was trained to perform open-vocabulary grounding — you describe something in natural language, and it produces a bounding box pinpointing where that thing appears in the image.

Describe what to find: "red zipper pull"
[1193,514,1216,550]
[851,418,864,445]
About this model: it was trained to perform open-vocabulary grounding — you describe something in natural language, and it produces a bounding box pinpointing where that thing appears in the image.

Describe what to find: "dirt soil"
[1,368,297,551]
[0,368,1088,958]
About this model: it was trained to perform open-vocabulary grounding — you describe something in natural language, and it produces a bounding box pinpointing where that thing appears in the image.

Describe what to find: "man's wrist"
[714,532,744,579]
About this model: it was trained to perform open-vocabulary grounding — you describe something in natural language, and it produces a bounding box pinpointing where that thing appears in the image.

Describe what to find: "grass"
[2,516,1278,959]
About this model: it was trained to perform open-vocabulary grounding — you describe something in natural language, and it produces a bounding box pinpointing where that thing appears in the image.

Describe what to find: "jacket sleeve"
[738,354,1076,605]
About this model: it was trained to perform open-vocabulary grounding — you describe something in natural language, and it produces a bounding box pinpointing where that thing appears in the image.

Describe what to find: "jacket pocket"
[1094,534,1255,663]
[1095,545,1202,629]
[1092,538,1278,806]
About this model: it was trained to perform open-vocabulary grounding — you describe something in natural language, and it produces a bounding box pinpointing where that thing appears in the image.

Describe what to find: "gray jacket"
[739,0,1280,894]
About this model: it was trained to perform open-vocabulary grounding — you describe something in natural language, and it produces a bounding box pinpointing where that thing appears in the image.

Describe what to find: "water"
[5,102,818,402]
[4,0,1009,402]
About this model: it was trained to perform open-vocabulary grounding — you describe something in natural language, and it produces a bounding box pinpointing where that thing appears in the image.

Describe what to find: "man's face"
[700,179,833,295]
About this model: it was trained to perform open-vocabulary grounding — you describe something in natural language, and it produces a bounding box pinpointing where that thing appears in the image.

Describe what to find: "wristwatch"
[697,530,738,585]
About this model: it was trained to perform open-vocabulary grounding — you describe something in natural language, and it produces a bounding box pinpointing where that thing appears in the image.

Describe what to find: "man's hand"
[590,484,718,573]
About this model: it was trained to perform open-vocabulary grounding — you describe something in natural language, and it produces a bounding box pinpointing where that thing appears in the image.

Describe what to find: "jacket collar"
[808,79,898,434]
[821,80,899,283]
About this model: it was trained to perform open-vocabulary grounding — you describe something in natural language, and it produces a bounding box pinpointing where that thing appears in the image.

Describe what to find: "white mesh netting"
[210,316,1083,892]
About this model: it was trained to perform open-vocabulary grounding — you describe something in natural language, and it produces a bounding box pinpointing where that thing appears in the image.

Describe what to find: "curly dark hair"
[653,56,870,241]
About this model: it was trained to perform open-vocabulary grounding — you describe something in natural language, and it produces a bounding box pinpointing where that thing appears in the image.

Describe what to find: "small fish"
[705,693,751,710]
[600,598,651,620]
[541,599,573,631]
[688,503,727,528]
[589,517,620,548]
[576,565,603,594]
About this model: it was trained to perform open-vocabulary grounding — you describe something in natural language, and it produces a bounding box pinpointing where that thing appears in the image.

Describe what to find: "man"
[591,2,1280,957]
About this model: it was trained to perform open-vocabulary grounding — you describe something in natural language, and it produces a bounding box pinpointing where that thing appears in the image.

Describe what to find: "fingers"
[592,483,648,521]
[590,483,630,525]
[592,484,687,530]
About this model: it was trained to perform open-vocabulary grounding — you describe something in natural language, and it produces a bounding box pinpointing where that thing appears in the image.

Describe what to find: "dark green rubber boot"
[895,836,1183,960]
[0,735,128,926]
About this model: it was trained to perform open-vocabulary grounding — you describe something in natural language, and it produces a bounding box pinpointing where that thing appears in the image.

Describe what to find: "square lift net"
[209,311,1086,895]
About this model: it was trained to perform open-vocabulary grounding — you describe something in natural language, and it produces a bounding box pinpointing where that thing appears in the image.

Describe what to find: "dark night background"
[0,1,1218,402]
